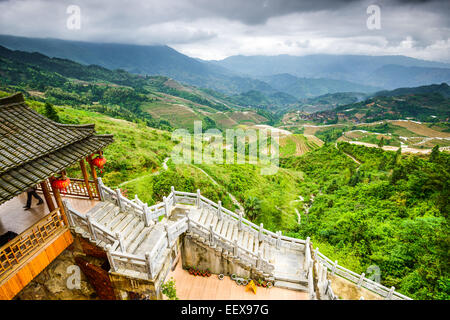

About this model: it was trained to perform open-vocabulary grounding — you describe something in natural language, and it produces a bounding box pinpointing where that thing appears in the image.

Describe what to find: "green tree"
[429,145,440,163]
[378,137,385,148]
[44,102,60,122]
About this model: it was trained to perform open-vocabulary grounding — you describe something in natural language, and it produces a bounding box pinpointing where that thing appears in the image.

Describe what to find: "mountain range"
[2,34,448,99]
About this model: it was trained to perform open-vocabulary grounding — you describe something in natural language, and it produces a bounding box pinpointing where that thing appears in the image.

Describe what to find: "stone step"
[135,224,166,255]
[274,273,308,285]
[111,214,135,233]
[87,201,111,219]
[103,211,126,229]
[123,221,145,248]
[225,220,234,240]
[96,205,120,223]
[122,217,142,239]
[127,226,154,254]
[274,280,308,292]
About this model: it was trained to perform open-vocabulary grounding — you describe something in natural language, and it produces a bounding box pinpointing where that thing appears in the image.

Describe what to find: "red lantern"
[51,177,71,194]
[92,155,107,173]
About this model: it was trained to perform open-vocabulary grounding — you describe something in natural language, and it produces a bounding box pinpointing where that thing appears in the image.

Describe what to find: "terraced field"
[279,134,324,157]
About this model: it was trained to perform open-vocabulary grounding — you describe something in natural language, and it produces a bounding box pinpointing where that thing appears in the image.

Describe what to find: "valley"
[0,40,449,301]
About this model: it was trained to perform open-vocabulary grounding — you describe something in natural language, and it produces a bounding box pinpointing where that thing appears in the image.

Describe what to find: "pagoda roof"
[0,93,113,204]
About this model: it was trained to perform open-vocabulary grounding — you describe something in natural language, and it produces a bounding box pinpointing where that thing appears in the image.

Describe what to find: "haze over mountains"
[1,34,449,101]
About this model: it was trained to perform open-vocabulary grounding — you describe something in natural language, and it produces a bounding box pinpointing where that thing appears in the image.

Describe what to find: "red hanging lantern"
[51,175,71,194]
[92,154,107,173]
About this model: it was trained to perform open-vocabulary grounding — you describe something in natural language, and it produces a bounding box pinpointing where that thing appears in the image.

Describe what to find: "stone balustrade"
[64,178,412,300]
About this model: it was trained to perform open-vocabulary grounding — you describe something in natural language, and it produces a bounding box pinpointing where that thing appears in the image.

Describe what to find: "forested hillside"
[4,88,448,300]
[281,143,449,300]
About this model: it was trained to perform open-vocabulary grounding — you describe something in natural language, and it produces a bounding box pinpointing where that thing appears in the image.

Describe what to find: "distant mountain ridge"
[259,73,379,98]
[1,34,450,102]
[210,54,450,89]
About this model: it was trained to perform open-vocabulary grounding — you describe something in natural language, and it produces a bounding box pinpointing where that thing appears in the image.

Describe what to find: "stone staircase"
[67,185,310,293]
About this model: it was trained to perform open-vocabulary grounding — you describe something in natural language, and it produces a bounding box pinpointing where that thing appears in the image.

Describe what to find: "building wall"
[0,229,73,300]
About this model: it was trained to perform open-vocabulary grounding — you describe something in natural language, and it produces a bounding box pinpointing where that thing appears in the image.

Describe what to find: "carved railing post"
[165,225,171,245]
[332,260,338,275]
[163,196,169,218]
[233,240,239,257]
[258,223,264,242]
[238,212,243,231]
[185,212,191,231]
[115,189,124,211]
[256,252,262,269]
[97,177,105,201]
[86,214,97,242]
[357,272,365,288]
[217,200,222,220]
[145,252,153,279]
[386,286,395,300]
[143,203,151,227]
[106,245,116,272]
[209,225,216,247]
[116,232,125,252]
[62,200,74,228]
[196,189,201,208]
[171,186,176,204]
[276,231,282,249]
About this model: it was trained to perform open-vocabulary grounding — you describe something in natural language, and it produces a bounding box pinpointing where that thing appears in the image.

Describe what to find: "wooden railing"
[37,178,100,200]
[0,208,66,282]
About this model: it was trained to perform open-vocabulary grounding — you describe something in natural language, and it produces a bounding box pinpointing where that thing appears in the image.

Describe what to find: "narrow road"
[335,142,361,171]
[191,164,245,213]
[119,157,169,187]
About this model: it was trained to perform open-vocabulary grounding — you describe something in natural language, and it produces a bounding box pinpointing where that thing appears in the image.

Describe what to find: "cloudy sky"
[0,0,449,62]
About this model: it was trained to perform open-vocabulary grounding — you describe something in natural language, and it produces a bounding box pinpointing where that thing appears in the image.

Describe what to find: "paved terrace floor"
[0,192,98,235]
[165,262,308,300]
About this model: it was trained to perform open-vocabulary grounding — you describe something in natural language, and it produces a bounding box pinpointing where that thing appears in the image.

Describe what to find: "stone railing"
[65,181,412,300]
[314,248,412,300]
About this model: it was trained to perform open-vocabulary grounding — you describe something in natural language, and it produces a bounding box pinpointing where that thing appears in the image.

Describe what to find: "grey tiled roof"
[0,93,114,204]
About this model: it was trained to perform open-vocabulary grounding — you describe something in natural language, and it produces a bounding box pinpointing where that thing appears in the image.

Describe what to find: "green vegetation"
[161,277,178,300]
[281,142,449,300]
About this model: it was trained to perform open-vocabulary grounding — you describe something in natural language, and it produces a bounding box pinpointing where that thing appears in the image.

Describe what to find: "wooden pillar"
[87,154,100,199]
[40,180,56,211]
[49,176,69,227]
[80,159,94,199]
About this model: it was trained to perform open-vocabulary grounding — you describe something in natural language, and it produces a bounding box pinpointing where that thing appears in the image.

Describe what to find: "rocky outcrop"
[15,249,98,300]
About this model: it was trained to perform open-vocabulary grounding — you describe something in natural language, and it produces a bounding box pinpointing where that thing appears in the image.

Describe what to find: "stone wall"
[181,233,266,280]
[109,237,182,300]
[328,274,383,300]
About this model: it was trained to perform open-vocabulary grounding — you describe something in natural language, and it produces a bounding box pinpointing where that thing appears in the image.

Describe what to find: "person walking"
[24,185,44,210]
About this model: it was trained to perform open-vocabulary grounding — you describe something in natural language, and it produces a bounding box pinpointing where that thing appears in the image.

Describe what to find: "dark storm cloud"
[188,0,359,25]
[0,0,449,61]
